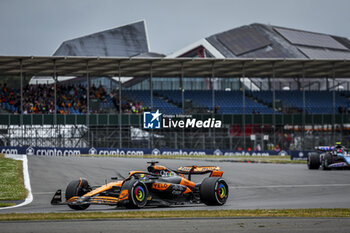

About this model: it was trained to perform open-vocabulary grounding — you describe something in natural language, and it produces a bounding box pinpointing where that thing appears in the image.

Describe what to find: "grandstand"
[2,85,350,115]
[1,22,350,151]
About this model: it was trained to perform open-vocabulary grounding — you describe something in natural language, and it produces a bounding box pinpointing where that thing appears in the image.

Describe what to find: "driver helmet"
[334,142,345,155]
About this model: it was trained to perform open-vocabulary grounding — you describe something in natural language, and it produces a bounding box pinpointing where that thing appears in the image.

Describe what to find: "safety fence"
[0,146,310,160]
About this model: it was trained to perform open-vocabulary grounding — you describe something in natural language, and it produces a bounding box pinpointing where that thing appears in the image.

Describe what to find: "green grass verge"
[77,154,305,164]
[0,209,349,221]
[0,157,27,201]
[0,203,16,207]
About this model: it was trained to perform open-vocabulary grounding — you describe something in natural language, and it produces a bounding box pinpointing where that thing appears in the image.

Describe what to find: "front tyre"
[123,179,148,208]
[65,178,91,210]
[200,177,228,206]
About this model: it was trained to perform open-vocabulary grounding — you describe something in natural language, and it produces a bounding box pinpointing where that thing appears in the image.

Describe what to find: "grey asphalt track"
[2,218,350,233]
[1,155,350,213]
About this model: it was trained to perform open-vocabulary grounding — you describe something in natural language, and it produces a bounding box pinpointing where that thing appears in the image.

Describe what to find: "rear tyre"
[122,179,148,208]
[307,152,320,169]
[65,178,91,210]
[200,177,228,206]
[321,154,332,170]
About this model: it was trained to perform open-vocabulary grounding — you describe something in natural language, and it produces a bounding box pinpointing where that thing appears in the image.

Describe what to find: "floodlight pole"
[272,62,276,149]
[242,62,246,150]
[86,60,90,146]
[118,61,122,148]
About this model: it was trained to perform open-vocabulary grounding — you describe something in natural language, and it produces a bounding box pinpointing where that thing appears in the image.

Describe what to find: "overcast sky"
[0,0,349,56]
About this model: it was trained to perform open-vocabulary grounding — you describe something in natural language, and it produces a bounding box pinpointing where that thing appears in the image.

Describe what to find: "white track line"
[0,154,33,210]
[231,183,350,189]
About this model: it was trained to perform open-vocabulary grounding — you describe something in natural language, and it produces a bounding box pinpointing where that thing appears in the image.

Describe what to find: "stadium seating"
[155,90,276,114]
[248,90,350,114]
[2,83,350,114]
[122,90,182,114]
[122,90,276,114]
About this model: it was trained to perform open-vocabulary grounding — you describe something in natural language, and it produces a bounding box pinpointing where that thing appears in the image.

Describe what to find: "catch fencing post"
[272,62,276,149]
[20,59,23,146]
[181,62,185,148]
[211,62,216,148]
[86,60,90,146]
[332,63,336,144]
[302,63,305,151]
[149,62,153,148]
[118,61,122,148]
[242,62,246,150]
[53,59,57,147]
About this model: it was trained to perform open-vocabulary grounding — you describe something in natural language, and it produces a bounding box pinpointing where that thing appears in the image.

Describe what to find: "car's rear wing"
[177,166,220,174]
[177,166,223,180]
[315,146,334,152]
[315,146,348,153]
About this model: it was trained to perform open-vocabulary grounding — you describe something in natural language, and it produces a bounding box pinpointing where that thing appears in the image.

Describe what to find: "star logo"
[151,110,162,122]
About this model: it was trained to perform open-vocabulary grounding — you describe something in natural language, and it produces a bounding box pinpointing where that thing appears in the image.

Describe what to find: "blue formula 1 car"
[307,142,350,170]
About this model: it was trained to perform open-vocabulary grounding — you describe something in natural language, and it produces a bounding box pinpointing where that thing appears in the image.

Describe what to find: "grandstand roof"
[0,56,350,78]
[170,23,350,59]
[53,20,150,57]
[168,23,350,90]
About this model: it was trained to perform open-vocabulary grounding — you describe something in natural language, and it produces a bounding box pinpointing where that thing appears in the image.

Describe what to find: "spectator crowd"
[0,83,147,114]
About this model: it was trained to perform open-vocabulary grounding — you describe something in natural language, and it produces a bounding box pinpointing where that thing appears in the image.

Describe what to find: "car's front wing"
[51,189,125,206]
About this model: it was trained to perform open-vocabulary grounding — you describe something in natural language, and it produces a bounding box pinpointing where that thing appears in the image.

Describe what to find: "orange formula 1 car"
[51,161,229,210]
